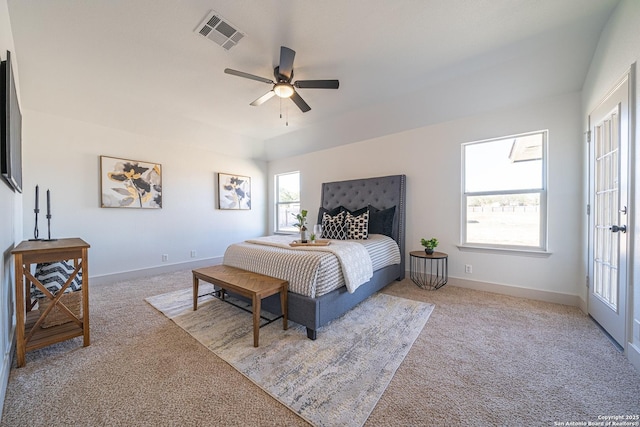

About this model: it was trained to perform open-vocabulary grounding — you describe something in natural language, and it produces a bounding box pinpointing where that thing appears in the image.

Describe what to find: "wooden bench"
[192,265,288,347]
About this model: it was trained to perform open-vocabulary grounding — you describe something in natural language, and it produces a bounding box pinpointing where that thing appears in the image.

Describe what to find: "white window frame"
[275,171,300,234]
[461,130,548,253]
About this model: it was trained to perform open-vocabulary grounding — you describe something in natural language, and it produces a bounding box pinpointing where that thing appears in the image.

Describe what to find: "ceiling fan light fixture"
[274,83,294,98]
[225,46,338,113]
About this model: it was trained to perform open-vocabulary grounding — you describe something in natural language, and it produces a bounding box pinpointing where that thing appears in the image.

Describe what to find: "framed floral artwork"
[100,156,162,208]
[218,173,251,210]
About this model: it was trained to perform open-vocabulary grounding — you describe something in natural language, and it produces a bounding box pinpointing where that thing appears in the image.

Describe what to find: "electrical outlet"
[190,250,197,258]
[162,254,169,262]
[465,264,472,274]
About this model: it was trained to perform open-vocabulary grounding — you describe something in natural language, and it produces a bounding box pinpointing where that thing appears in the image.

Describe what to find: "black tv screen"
[1,50,23,193]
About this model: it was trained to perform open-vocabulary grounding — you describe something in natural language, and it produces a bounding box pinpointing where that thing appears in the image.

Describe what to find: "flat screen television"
[1,50,23,193]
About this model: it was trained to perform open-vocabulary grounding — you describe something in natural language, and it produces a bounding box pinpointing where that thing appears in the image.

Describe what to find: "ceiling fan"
[224,46,339,113]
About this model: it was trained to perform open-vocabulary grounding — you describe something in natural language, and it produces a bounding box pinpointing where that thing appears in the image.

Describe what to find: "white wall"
[263,15,606,162]
[0,0,20,415]
[269,92,583,302]
[22,110,268,281]
[581,0,640,370]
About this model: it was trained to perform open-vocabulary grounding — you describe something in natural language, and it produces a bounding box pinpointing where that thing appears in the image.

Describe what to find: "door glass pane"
[593,113,619,308]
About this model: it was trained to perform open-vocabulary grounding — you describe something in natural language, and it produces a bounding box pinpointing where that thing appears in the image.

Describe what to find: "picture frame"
[100,155,162,209]
[218,173,251,210]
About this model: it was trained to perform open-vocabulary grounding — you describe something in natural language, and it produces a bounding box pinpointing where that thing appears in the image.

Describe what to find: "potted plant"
[421,237,439,255]
[292,209,309,243]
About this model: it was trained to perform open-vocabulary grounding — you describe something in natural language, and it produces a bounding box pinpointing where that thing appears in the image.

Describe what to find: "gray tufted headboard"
[320,175,407,274]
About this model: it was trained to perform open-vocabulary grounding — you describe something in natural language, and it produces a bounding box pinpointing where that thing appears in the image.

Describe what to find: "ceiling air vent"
[195,10,245,51]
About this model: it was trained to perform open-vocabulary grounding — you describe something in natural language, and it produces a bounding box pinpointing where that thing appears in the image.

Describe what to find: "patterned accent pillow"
[322,211,348,240]
[31,261,83,299]
[346,208,369,240]
[317,206,346,227]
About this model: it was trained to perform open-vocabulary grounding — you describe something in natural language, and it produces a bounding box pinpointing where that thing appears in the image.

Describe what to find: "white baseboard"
[440,275,582,307]
[576,296,588,314]
[99,266,581,307]
[90,257,223,286]
[628,342,640,373]
[0,335,15,418]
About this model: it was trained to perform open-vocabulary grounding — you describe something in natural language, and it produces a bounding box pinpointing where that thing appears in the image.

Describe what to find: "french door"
[588,72,631,348]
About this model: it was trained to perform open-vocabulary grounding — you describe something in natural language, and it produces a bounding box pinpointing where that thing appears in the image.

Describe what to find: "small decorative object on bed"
[218,172,251,210]
[312,224,323,242]
[421,237,439,255]
[289,238,331,247]
[100,156,162,209]
[292,209,309,242]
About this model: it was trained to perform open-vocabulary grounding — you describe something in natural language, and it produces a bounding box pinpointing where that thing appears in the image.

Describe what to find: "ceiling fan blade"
[278,46,296,81]
[224,68,274,84]
[294,80,340,89]
[290,91,311,113]
[250,90,276,106]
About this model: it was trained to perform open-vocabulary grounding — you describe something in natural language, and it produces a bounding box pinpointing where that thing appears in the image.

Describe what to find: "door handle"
[610,225,627,233]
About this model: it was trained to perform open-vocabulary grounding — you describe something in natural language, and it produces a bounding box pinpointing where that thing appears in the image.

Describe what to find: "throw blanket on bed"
[245,235,373,293]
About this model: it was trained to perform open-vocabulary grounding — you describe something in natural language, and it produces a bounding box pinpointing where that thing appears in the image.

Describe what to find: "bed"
[223,174,406,339]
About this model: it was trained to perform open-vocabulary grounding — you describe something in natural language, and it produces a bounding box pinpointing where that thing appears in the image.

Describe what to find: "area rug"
[146,285,433,427]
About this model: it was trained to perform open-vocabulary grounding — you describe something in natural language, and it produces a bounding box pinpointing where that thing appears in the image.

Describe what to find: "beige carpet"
[146,287,433,427]
[2,270,639,426]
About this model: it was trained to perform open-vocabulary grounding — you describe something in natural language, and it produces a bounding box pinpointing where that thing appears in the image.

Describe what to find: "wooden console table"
[12,238,90,367]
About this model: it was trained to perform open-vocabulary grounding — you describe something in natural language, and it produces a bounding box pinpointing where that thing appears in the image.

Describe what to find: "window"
[462,130,547,251]
[275,171,300,233]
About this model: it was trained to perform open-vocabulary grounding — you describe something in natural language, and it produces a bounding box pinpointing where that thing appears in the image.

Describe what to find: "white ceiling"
[7,0,619,160]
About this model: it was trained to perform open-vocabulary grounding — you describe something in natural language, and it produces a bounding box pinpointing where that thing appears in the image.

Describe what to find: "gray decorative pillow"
[322,211,348,240]
[368,205,396,237]
[346,209,369,239]
[31,261,82,299]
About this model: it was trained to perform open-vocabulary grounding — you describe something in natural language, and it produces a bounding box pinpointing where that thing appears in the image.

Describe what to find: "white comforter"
[244,235,373,293]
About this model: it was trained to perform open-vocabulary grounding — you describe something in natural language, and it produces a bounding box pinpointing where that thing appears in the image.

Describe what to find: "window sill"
[456,245,552,258]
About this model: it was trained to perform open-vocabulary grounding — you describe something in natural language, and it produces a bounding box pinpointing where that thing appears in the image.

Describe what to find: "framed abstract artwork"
[218,173,251,210]
[100,156,162,209]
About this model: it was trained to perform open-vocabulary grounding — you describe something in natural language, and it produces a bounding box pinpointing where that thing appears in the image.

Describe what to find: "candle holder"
[29,185,43,241]
[28,208,42,241]
[43,214,57,242]
[43,188,57,242]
